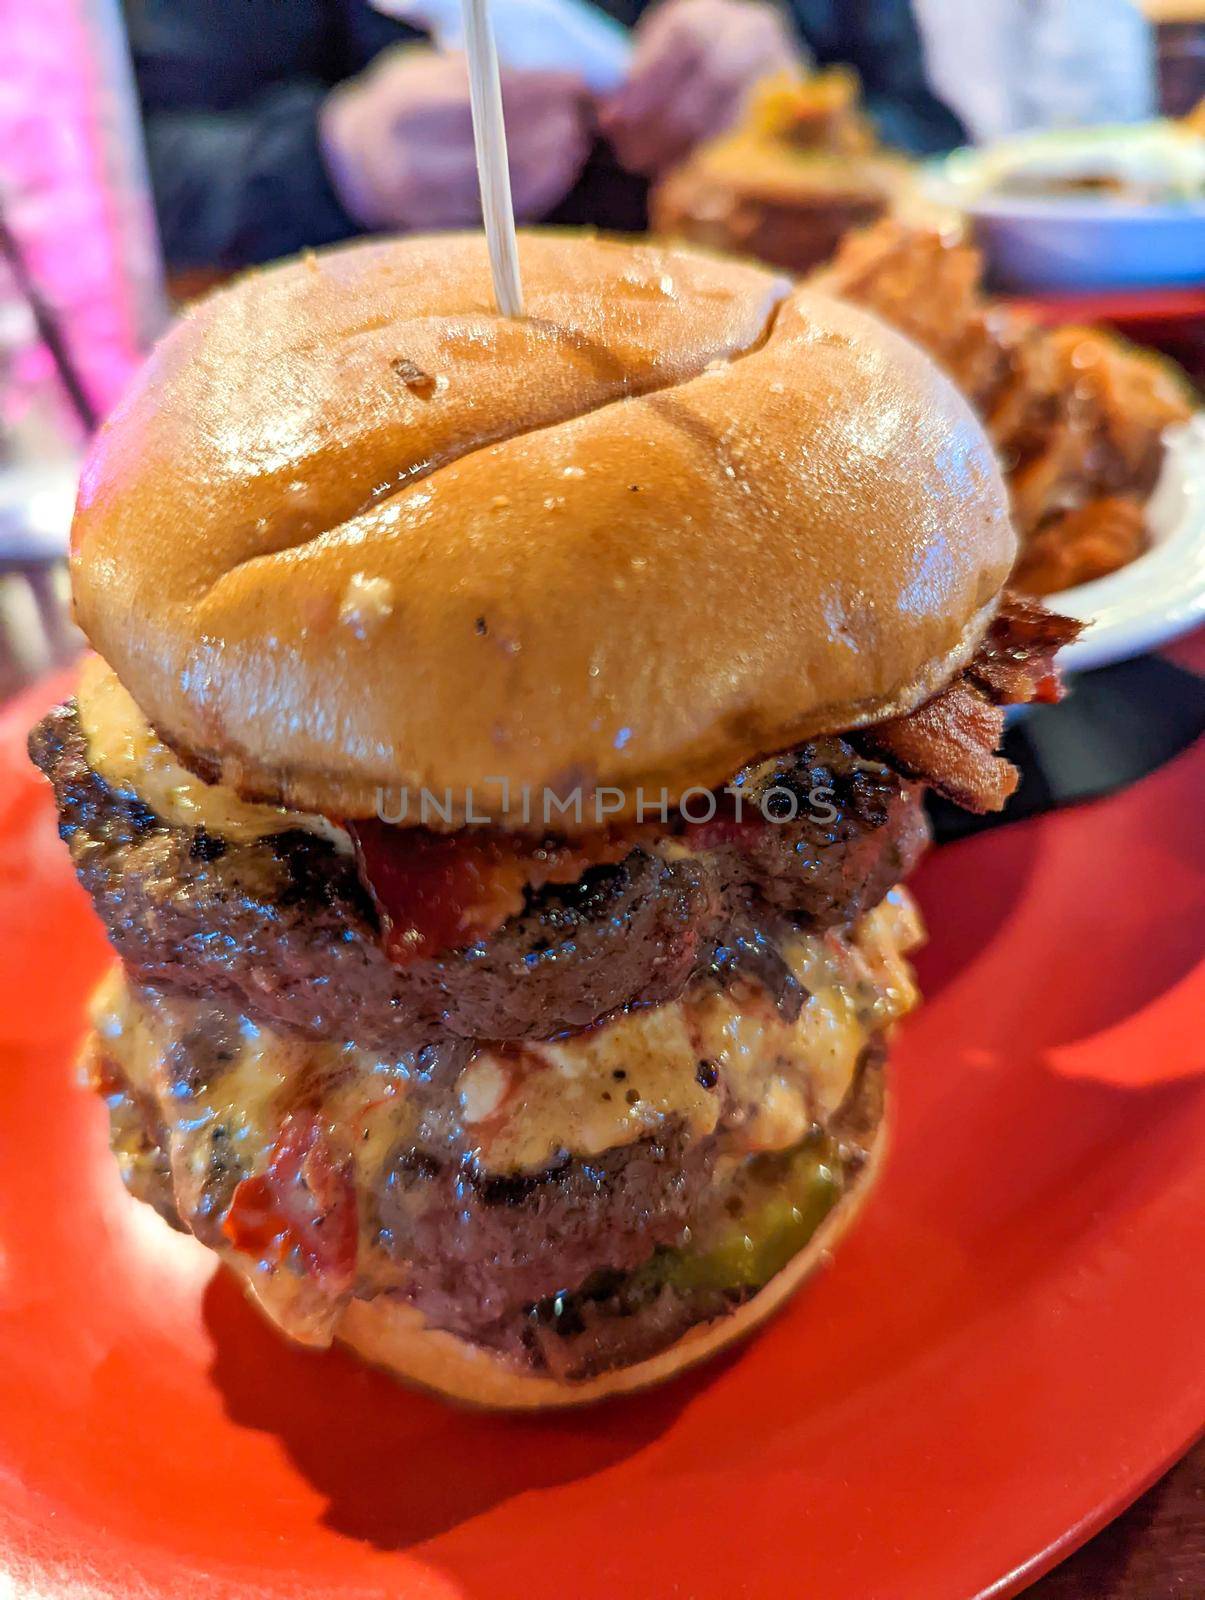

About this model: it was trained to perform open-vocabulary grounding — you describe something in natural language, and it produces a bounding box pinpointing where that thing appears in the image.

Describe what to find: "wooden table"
[0,556,1199,1598]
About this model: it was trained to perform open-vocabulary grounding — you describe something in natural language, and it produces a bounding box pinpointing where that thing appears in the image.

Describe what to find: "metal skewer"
[461,0,524,317]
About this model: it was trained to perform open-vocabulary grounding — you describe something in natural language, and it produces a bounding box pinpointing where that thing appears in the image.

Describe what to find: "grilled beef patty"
[93,1024,883,1382]
[377,1043,882,1377]
[30,701,926,1050]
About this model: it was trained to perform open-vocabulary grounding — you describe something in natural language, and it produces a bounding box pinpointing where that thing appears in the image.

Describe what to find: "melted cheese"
[91,973,408,1347]
[91,969,316,1218]
[76,657,350,850]
[463,891,923,1172]
[91,971,413,1185]
[90,890,923,1194]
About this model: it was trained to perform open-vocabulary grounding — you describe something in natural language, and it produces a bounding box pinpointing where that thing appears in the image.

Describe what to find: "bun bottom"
[329,1115,887,1411]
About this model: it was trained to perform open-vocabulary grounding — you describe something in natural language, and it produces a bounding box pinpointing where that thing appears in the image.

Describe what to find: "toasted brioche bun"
[328,1120,883,1410]
[72,231,1013,827]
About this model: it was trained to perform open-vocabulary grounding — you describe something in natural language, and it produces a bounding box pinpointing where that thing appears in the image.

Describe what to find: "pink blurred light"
[1,0,166,422]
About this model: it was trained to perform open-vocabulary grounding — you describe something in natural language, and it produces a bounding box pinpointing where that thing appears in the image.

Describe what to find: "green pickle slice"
[664,1135,844,1295]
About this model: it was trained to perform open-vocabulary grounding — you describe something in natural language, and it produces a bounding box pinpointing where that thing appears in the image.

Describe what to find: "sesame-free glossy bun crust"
[72,231,1014,824]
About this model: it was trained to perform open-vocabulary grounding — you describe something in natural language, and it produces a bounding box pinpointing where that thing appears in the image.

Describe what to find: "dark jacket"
[124,0,965,269]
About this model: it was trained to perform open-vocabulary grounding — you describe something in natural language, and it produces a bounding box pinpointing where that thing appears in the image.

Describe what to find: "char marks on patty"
[376,1042,885,1378]
[29,701,927,1049]
[377,1126,717,1350]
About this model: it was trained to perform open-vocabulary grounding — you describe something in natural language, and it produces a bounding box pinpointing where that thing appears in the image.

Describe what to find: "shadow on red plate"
[201,1267,722,1551]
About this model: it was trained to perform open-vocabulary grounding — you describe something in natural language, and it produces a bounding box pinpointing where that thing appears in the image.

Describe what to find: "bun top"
[72,231,1014,825]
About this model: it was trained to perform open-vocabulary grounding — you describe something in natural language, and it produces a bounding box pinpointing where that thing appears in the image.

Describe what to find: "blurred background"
[0,0,1202,692]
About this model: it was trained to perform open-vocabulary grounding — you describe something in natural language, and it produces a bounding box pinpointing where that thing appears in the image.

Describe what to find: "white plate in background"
[1051,415,1205,673]
[947,196,1205,292]
[927,126,1205,291]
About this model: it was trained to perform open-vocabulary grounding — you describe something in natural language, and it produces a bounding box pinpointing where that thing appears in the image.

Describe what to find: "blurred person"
[123,0,965,270]
[319,51,594,235]
[914,0,1156,143]
[599,0,964,172]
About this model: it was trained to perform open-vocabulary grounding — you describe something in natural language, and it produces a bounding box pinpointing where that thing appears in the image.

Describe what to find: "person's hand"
[320,47,592,231]
[600,0,803,177]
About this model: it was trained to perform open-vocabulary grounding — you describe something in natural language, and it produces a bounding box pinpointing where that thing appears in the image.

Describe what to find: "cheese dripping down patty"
[75,656,352,851]
[456,889,921,1171]
[89,888,922,1190]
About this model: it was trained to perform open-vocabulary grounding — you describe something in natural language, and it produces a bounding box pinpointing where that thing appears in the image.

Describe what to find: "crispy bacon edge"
[854,593,1082,813]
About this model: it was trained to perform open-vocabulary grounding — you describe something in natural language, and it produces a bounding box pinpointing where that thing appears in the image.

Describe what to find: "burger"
[652,70,915,276]
[29,232,1077,1408]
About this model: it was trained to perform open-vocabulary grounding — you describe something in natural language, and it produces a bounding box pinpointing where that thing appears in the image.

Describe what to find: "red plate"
[1,674,1202,1600]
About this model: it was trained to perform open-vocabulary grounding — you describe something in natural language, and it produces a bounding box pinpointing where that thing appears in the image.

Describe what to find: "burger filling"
[29,592,1077,1382]
[86,890,916,1377]
[31,661,928,1051]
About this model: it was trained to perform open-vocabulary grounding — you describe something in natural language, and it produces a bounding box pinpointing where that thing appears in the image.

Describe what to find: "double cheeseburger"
[29,233,1077,1408]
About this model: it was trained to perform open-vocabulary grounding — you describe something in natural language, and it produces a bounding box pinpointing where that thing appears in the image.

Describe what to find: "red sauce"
[222,1112,356,1292]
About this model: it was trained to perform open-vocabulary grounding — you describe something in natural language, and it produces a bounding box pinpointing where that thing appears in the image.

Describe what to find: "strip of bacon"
[349,821,631,966]
[857,594,1082,812]
[966,592,1082,704]
[860,684,1013,812]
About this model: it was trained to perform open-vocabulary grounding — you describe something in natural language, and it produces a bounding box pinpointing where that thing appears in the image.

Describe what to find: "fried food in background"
[651,70,914,276]
[817,220,1195,595]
